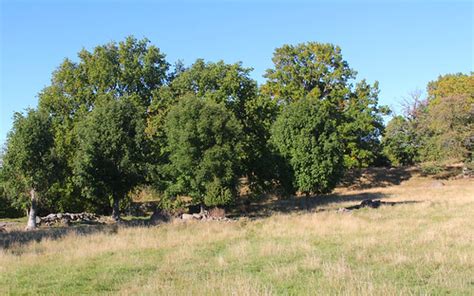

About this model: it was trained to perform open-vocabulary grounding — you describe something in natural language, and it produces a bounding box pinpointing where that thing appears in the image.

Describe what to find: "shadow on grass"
[232,191,421,219]
[0,224,119,250]
[338,167,413,190]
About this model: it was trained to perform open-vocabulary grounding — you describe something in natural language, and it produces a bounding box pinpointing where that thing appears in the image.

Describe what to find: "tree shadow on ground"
[338,167,413,190]
[231,191,421,219]
[0,224,118,250]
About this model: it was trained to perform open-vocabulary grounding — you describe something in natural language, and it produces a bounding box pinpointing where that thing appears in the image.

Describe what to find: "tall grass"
[1,175,473,295]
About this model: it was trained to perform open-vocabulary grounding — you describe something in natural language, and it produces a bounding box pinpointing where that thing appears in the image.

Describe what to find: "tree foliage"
[1,110,56,226]
[2,110,55,204]
[73,97,147,219]
[35,36,168,213]
[163,96,243,207]
[261,43,355,104]
[4,36,470,219]
[419,74,473,163]
[382,116,418,166]
[271,97,344,194]
[262,42,388,169]
[383,73,473,166]
[147,59,278,193]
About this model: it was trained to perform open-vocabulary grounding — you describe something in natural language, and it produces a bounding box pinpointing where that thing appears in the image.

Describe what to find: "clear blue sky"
[1,0,472,146]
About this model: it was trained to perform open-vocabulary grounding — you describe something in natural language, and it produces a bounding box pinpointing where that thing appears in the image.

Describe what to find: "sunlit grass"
[1,174,473,295]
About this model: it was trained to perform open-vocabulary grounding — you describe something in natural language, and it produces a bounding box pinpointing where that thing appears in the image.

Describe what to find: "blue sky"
[1,0,472,146]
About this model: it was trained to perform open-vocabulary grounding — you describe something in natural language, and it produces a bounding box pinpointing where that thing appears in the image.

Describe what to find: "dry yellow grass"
[0,171,473,295]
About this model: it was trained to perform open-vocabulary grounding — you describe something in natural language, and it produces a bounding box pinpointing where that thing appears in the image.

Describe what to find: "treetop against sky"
[0,0,472,146]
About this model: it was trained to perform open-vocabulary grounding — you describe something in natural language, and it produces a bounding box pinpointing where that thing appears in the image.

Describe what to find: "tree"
[37,36,168,213]
[271,97,344,195]
[419,73,473,163]
[382,73,473,166]
[341,80,390,168]
[427,73,474,103]
[382,116,418,166]
[261,42,355,104]
[147,59,278,193]
[418,94,473,163]
[2,110,56,229]
[73,97,147,220]
[262,42,388,169]
[163,96,243,208]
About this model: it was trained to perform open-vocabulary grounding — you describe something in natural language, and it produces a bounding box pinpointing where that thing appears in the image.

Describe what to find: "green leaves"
[1,109,56,208]
[271,97,344,194]
[262,42,355,104]
[163,96,243,206]
[2,37,429,216]
[383,73,473,166]
[73,96,147,213]
[382,116,419,166]
[263,42,388,170]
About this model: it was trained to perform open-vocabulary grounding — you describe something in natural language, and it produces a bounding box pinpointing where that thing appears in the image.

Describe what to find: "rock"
[57,213,63,219]
[192,213,202,219]
[337,208,350,213]
[45,213,56,220]
[360,199,381,208]
[182,213,194,220]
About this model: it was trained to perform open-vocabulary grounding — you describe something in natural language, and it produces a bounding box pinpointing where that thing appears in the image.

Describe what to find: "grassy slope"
[1,171,473,295]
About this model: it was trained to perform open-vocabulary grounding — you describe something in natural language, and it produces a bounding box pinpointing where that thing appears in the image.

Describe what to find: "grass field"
[1,169,473,295]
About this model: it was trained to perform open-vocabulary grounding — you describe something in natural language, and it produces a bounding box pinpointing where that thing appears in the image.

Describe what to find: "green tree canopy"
[427,73,474,103]
[2,109,56,229]
[34,36,168,212]
[73,96,147,219]
[163,96,243,207]
[341,80,389,168]
[261,42,355,104]
[382,116,419,166]
[271,97,344,195]
[262,42,388,169]
[419,73,473,163]
[147,59,278,193]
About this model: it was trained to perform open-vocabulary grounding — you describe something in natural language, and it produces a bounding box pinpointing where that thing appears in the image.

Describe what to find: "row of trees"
[1,36,469,228]
[382,73,473,167]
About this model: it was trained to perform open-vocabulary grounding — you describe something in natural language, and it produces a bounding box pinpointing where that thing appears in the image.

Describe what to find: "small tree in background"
[2,110,56,229]
[382,116,419,166]
[163,96,243,208]
[418,73,473,163]
[271,97,344,195]
[73,96,147,220]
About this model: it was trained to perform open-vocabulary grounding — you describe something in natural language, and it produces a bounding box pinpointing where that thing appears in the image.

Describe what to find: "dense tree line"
[0,37,469,228]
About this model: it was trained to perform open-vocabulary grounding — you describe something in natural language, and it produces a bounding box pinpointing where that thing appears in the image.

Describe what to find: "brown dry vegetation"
[0,168,473,295]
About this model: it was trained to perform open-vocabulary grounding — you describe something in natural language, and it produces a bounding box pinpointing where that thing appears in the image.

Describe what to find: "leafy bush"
[271,97,344,194]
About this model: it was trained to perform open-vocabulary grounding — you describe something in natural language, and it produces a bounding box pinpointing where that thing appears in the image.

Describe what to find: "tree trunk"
[111,196,120,222]
[25,188,38,231]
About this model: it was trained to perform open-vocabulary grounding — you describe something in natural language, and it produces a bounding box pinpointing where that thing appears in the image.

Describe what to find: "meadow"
[1,168,473,295]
